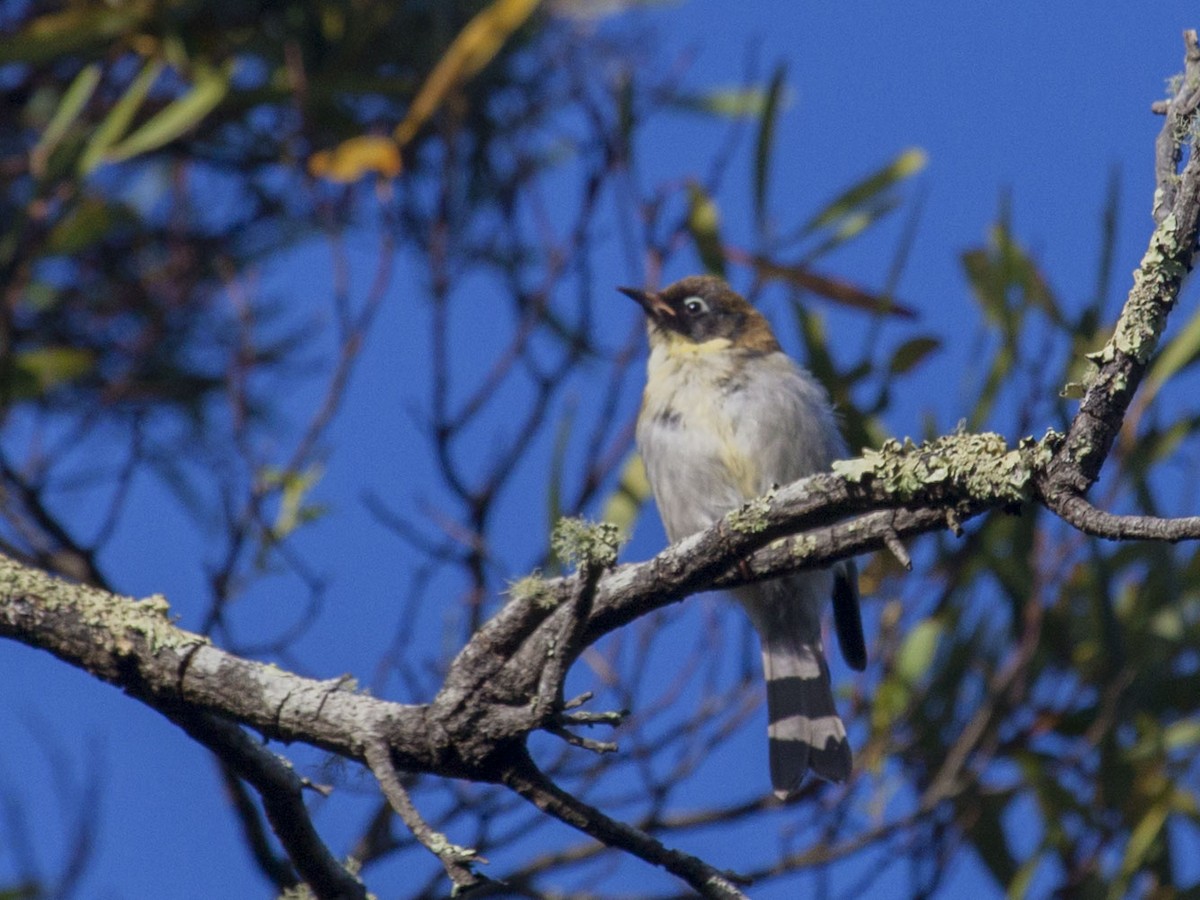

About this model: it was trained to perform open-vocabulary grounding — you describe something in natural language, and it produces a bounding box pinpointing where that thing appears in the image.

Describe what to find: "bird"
[620,274,866,798]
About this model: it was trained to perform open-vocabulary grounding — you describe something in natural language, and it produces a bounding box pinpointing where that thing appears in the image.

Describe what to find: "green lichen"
[551,517,623,570]
[1081,211,1188,386]
[790,534,818,560]
[506,571,559,608]
[831,431,1054,504]
[0,556,208,656]
[427,831,479,861]
[727,490,775,534]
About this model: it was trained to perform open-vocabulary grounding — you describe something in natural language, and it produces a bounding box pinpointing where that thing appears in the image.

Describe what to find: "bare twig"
[1046,493,1200,542]
[169,710,364,900]
[364,740,485,892]
[881,526,913,570]
[499,749,751,899]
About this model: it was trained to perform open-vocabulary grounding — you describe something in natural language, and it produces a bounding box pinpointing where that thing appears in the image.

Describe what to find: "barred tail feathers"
[761,630,851,796]
[736,574,851,797]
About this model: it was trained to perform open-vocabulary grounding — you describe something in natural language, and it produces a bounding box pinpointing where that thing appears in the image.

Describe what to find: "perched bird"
[621,274,866,798]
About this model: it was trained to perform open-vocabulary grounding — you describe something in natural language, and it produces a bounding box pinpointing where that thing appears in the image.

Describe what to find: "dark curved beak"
[618,286,675,320]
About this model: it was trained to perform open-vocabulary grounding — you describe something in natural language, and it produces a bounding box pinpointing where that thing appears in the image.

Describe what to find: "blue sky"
[3,3,1200,897]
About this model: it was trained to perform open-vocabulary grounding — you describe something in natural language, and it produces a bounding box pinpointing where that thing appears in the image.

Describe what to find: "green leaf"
[79,58,164,174]
[869,678,910,732]
[963,789,1019,889]
[31,63,101,175]
[105,63,231,163]
[1003,849,1041,897]
[1088,166,1122,315]
[262,465,326,541]
[668,85,786,119]
[7,347,95,399]
[896,618,943,684]
[800,147,927,238]
[967,343,1015,432]
[764,258,916,317]
[888,336,941,374]
[1118,798,1170,885]
[45,198,133,254]
[0,8,149,64]
[753,63,786,229]
[686,182,726,277]
[21,282,59,312]
[791,303,837,388]
[994,223,1063,326]
[1141,303,1200,410]
[963,215,1063,332]
[1164,717,1200,751]
[616,71,635,164]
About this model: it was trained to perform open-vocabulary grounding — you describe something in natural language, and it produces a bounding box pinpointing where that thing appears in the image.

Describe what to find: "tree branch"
[1040,30,1200,502]
[498,748,751,899]
[1043,493,1200,542]
[363,740,484,892]
[169,710,364,900]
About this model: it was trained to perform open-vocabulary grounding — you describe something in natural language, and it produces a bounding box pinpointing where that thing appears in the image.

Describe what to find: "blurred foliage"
[1,2,1199,899]
[0,0,550,430]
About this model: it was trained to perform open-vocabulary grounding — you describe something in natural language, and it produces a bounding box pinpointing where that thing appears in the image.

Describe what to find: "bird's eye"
[683,297,708,316]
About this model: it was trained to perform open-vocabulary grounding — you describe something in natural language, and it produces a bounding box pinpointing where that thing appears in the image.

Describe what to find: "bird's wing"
[726,354,842,493]
[730,353,867,669]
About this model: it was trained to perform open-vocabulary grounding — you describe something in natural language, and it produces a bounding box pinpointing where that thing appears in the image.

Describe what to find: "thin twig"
[500,749,751,899]
[168,710,365,900]
[363,740,485,892]
[1046,493,1200,542]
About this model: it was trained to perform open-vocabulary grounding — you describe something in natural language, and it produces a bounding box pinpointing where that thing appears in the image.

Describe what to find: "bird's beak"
[618,286,675,321]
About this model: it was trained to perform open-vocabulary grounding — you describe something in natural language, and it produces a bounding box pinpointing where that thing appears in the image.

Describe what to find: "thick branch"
[0,558,438,773]
[1041,30,1200,501]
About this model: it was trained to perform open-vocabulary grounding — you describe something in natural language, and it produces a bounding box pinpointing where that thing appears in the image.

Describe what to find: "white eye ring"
[683,296,708,315]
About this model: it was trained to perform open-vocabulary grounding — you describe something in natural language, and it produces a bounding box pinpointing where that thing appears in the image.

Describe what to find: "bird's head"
[618,275,780,354]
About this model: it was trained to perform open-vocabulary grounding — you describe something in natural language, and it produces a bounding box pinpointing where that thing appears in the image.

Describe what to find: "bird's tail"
[735,572,850,798]
[760,627,851,797]
[735,576,852,797]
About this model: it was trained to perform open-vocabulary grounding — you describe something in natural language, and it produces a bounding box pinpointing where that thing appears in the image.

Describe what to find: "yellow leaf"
[308,135,403,182]
[600,454,652,537]
[394,0,541,148]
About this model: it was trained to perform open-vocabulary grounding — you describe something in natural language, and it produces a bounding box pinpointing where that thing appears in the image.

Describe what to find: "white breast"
[637,344,841,543]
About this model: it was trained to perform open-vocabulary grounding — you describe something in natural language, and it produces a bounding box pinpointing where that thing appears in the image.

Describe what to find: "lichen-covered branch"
[1040,29,1200,505]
